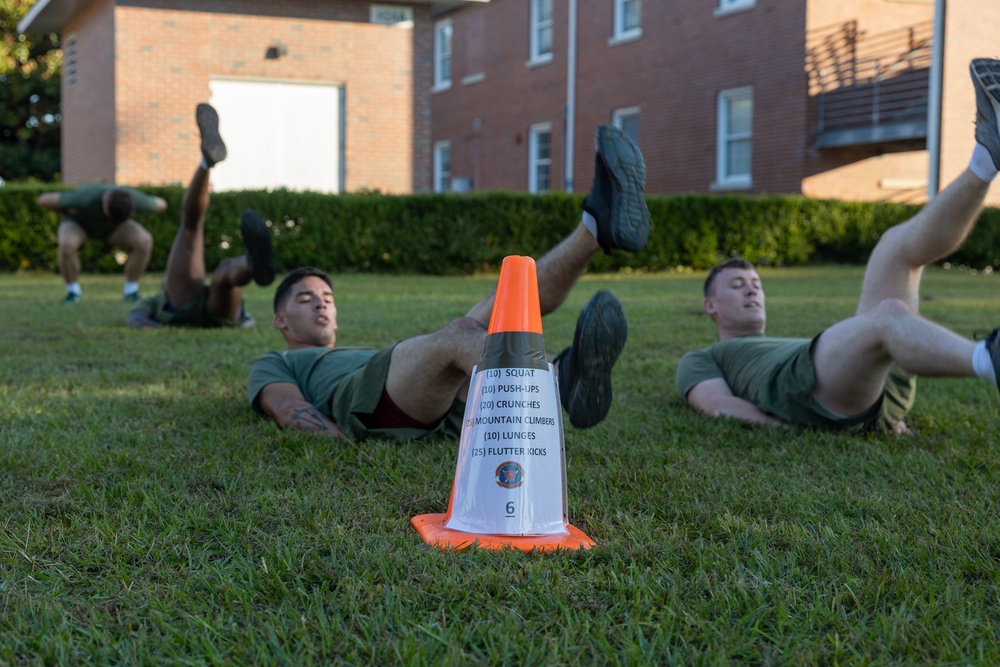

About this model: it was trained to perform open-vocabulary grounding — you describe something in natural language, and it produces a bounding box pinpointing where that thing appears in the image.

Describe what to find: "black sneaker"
[555,290,628,428]
[985,327,1000,393]
[971,58,1000,170]
[240,210,275,286]
[582,125,650,253]
[196,103,227,167]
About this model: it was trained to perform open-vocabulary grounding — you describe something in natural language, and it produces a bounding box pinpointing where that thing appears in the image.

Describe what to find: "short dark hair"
[273,267,333,312]
[703,257,755,297]
[105,189,135,225]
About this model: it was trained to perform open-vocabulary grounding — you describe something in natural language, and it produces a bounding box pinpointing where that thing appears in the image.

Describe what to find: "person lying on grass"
[676,58,1000,434]
[126,103,275,329]
[248,125,647,441]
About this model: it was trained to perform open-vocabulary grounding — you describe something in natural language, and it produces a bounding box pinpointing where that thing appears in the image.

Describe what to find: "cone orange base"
[411,514,595,553]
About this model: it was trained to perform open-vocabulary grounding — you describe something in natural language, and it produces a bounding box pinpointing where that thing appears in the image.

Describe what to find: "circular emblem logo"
[494,461,524,489]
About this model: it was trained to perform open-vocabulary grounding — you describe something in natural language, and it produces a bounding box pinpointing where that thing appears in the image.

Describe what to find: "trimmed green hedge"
[2,184,998,274]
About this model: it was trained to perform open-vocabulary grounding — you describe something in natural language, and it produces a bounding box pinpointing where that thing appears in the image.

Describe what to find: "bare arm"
[151,196,168,213]
[686,377,788,428]
[37,192,62,211]
[256,382,351,440]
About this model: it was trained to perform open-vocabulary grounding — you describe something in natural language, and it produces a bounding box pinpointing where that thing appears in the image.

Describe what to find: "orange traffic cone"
[412,256,595,552]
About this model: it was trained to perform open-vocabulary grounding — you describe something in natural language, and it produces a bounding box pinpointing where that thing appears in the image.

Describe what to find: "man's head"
[272,267,338,349]
[102,189,135,225]
[702,257,766,339]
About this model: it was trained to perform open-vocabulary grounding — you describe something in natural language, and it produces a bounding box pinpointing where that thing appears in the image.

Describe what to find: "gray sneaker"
[196,103,227,167]
[583,125,650,253]
[971,58,1000,170]
[555,290,628,428]
[240,210,275,286]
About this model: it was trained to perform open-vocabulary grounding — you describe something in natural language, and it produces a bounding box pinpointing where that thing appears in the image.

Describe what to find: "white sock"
[66,282,81,296]
[200,156,210,170]
[969,143,998,182]
[581,211,598,239]
[972,340,997,383]
[124,281,140,296]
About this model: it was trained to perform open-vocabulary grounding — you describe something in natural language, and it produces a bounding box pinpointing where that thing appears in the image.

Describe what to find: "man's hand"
[126,309,161,328]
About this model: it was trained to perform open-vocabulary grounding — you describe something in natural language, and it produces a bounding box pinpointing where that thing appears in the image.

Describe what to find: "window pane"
[728,97,752,134]
[620,115,639,143]
[537,164,550,192]
[537,132,551,161]
[539,25,552,55]
[539,0,552,23]
[726,139,751,177]
[624,0,641,31]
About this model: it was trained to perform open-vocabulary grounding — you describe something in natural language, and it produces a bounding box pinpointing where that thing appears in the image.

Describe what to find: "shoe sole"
[240,210,275,286]
[971,59,1000,169]
[564,290,628,428]
[597,126,650,253]
[196,103,227,166]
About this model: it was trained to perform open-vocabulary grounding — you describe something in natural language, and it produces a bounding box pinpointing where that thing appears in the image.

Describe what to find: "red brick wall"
[62,0,433,192]
[435,0,995,205]
[62,0,117,185]
[433,0,811,196]
[433,0,567,191]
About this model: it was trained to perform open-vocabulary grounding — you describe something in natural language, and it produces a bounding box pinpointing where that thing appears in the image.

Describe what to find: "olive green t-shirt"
[58,185,160,239]
[676,335,915,431]
[248,346,465,441]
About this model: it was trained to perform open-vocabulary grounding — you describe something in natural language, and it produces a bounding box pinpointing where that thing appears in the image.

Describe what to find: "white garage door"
[208,79,341,193]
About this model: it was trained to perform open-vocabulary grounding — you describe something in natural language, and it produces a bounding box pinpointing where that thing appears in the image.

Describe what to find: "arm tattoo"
[289,406,333,432]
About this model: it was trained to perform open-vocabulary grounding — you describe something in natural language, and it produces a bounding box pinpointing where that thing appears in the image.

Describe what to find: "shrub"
[1,185,996,274]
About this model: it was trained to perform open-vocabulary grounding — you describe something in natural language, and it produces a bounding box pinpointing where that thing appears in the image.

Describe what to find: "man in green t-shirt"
[127,104,274,330]
[676,58,1000,433]
[249,124,649,441]
[37,182,167,304]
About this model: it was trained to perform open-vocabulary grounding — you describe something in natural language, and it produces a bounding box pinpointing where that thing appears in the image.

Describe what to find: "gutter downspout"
[926,0,946,199]
[565,0,577,192]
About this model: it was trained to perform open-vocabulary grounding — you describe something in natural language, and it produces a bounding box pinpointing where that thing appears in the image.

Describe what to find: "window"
[529,0,553,64]
[64,34,77,85]
[434,141,451,193]
[715,87,753,189]
[612,0,641,41]
[528,123,552,193]
[434,20,452,90]
[612,107,640,144]
[715,0,756,17]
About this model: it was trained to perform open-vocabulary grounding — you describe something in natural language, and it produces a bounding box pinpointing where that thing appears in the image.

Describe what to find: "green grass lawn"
[2,266,999,665]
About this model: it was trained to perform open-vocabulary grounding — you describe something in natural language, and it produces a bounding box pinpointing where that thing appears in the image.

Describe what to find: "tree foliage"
[1,0,61,183]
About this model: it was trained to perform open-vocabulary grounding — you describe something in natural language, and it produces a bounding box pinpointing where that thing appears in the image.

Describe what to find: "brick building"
[20,0,486,193]
[429,0,1000,205]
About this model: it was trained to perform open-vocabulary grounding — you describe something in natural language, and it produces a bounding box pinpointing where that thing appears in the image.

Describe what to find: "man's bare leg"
[205,210,274,323]
[811,58,1000,416]
[106,220,153,287]
[57,220,86,301]
[387,126,647,427]
[162,165,210,309]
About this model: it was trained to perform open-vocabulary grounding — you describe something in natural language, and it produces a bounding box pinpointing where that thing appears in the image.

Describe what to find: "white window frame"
[612,106,640,144]
[715,0,756,18]
[529,0,554,65]
[611,0,642,43]
[433,20,452,91]
[528,123,552,193]
[433,141,451,193]
[714,86,753,190]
